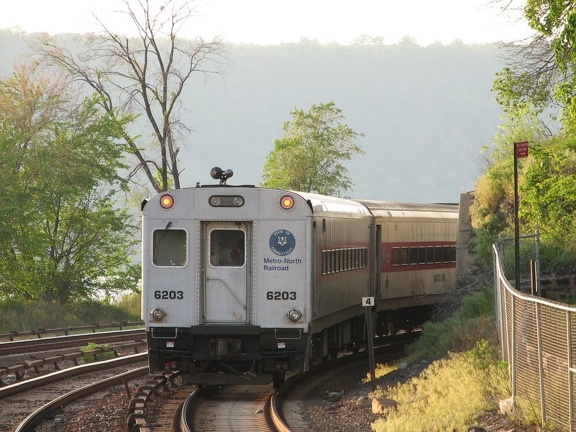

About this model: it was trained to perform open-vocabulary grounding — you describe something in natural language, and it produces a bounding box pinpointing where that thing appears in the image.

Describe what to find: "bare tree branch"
[32,0,226,193]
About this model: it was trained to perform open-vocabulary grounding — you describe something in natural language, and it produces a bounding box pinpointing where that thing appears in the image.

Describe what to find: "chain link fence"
[494,234,576,431]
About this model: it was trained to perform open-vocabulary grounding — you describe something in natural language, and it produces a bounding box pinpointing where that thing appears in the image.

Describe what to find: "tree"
[471,1,576,271]
[520,137,576,265]
[261,102,364,197]
[34,0,225,193]
[0,64,139,303]
[492,0,576,128]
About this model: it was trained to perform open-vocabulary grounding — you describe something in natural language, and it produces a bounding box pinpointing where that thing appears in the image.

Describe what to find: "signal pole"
[514,141,529,291]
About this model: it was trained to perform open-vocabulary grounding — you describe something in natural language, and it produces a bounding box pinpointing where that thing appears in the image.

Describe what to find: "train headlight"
[159,194,174,209]
[287,308,302,322]
[280,195,295,210]
[150,308,166,322]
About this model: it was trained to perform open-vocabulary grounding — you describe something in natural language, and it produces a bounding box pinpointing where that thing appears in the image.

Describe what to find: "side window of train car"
[153,229,187,266]
[418,246,427,264]
[210,230,245,267]
[449,245,457,262]
[392,247,401,266]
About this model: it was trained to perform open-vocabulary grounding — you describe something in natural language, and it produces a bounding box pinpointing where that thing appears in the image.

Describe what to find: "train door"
[203,222,250,324]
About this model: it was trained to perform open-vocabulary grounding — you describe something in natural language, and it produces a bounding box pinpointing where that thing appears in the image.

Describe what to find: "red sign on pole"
[515,141,529,158]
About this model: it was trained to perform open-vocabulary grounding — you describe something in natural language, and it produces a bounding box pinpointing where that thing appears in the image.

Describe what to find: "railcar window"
[426,246,435,264]
[434,246,443,263]
[449,245,457,262]
[392,247,401,266]
[321,247,368,274]
[410,247,418,265]
[442,246,450,263]
[153,229,187,266]
[418,246,427,264]
[210,229,245,267]
[401,247,409,265]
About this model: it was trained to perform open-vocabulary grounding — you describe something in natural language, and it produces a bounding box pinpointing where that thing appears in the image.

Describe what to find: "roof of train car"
[289,191,372,217]
[354,199,459,219]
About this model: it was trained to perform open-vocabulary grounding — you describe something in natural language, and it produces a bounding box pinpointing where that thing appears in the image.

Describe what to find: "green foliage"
[470,126,576,272]
[0,299,140,333]
[261,101,364,196]
[36,1,225,194]
[521,137,576,255]
[372,349,500,432]
[464,340,511,400]
[470,161,513,268]
[524,0,576,72]
[371,293,511,432]
[0,64,139,303]
[80,342,115,363]
[474,1,576,274]
[473,133,576,273]
[405,285,497,361]
[459,285,496,318]
[492,67,552,117]
[112,291,142,318]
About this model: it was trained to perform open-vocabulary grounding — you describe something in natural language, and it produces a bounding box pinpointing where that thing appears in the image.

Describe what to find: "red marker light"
[280,195,294,210]
[160,194,174,209]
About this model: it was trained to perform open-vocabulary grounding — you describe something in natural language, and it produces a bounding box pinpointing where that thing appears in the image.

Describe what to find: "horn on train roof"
[210,167,234,185]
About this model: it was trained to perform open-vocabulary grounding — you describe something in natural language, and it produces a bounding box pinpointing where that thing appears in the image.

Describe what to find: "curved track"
[14,365,149,431]
[181,384,276,432]
[0,351,148,432]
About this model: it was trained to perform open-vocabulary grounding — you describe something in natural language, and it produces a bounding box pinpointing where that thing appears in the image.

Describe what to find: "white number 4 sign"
[362,297,375,307]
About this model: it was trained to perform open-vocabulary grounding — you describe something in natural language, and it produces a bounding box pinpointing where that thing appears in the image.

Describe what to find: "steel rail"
[0,321,144,341]
[0,328,145,355]
[0,352,148,399]
[179,387,203,432]
[14,365,149,431]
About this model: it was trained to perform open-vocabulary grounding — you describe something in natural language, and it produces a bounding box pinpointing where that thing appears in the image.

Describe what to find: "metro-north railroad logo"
[269,229,296,256]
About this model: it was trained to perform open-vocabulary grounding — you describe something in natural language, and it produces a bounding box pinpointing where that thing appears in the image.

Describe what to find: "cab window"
[153,229,187,266]
[210,230,245,267]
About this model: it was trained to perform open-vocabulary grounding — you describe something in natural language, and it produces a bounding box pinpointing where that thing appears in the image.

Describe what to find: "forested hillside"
[0,30,504,202]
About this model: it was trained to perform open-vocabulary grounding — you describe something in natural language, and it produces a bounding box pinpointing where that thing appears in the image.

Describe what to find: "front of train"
[141,169,311,387]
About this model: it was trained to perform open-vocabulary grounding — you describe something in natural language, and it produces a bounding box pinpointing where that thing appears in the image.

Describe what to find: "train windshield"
[153,229,187,266]
[210,229,245,267]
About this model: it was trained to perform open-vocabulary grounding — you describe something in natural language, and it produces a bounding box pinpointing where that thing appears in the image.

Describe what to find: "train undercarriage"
[146,302,442,389]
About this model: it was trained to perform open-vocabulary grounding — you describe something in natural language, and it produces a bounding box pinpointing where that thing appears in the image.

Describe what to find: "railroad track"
[134,333,416,432]
[0,328,147,385]
[0,328,146,356]
[0,330,415,431]
[0,353,149,432]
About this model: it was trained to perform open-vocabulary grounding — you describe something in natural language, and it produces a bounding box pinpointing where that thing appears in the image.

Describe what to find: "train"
[141,168,459,387]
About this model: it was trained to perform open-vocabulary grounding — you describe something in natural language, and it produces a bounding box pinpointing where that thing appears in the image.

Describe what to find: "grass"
[371,341,510,432]
[368,285,541,432]
[0,294,141,334]
[80,342,116,363]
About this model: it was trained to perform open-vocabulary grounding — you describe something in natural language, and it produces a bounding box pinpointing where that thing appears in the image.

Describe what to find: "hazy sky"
[0,0,532,46]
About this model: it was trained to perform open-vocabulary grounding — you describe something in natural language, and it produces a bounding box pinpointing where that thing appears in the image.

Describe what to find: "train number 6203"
[154,290,184,300]
[266,291,297,300]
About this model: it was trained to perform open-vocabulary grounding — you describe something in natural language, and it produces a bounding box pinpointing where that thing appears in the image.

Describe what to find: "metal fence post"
[535,302,546,427]
[567,310,574,431]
